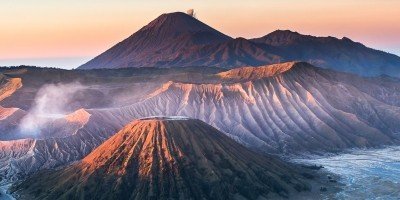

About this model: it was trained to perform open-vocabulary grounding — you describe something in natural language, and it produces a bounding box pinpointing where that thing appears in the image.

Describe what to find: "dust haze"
[19,82,88,135]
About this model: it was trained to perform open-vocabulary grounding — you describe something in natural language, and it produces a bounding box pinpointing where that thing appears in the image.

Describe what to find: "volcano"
[3,62,400,180]
[78,12,400,77]
[79,12,231,69]
[12,117,310,199]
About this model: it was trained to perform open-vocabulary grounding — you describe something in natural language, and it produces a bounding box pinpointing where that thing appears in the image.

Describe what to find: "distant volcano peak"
[79,12,400,77]
[143,12,206,33]
[79,11,231,69]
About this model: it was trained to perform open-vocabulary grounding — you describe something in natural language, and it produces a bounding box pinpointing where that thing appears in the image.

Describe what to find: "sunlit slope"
[100,62,400,153]
[1,62,400,180]
[12,118,309,200]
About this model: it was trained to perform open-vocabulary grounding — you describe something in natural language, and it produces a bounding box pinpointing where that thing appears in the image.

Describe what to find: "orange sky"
[1,0,399,69]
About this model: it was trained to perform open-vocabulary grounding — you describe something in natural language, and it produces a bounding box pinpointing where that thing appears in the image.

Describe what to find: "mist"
[19,82,88,136]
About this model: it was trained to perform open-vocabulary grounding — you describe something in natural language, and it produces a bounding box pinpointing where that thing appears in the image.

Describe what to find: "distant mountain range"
[79,12,400,77]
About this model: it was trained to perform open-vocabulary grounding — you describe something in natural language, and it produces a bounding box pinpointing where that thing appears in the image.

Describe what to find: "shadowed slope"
[79,12,231,69]
[12,118,309,200]
[168,37,281,68]
[252,30,400,76]
[78,13,400,77]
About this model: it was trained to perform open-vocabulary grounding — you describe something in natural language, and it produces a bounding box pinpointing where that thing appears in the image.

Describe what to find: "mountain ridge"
[78,12,400,78]
[217,61,306,81]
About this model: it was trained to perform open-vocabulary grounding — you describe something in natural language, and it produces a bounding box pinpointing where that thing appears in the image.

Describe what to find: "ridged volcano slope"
[79,12,231,69]
[96,62,400,153]
[2,62,400,180]
[13,118,309,200]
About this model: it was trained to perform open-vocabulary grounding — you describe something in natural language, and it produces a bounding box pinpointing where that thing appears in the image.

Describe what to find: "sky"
[1,0,399,69]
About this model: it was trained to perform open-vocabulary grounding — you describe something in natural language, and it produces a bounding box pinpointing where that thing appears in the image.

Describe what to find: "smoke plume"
[187,9,196,18]
[19,82,87,136]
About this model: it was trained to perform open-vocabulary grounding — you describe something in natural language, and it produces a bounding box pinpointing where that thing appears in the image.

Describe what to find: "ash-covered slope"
[0,108,124,181]
[79,12,231,69]
[2,62,400,181]
[100,62,400,153]
[12,118,309,200]
[0,74,25,139]
[0,66,225,181]
[0,109,91,141]
[0,74,22,101]
[0,66,223,111]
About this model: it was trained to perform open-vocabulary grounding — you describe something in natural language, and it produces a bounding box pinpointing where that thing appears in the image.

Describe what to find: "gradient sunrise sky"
[1,0,399,69]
